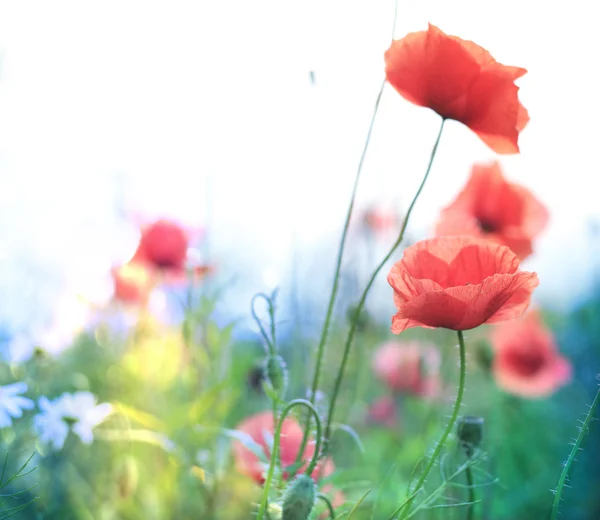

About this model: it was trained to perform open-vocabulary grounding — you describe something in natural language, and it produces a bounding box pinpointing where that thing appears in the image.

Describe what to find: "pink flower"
[491,311,572,398]
[372,341,441,397]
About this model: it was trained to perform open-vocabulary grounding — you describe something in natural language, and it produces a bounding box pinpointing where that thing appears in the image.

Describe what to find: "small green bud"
[282,474,316,520]
[457,416,484,457]
[264,355,288,399]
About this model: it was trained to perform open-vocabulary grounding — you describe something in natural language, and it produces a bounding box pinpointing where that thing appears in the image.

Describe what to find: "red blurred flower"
[491,311,571,397]
[111,262,155,304]
[232,411,336,487]
[366,396,398,428]
[387,236,538,333]
[132,219,213,284]
[135,219,188,270]
[436,162,548,260]
[372,341,440,397]
[385,24,529,154]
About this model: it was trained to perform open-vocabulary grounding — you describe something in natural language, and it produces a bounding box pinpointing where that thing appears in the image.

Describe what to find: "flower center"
[508,349,546,377]
[152,258,180,270]
[63,416,78,426]
[477,218,497,234]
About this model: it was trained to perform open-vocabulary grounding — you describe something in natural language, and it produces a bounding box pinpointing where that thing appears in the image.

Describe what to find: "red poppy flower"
[111,262,155,304]
[385,24,529,154]
[367,396,398,428]
[135,219,189,270]
[132,219,213,284]
[372,341,440,397]
[491,311,572,397]
[387,236,538,333]
[436,162,548,260]
[232,411,335,486]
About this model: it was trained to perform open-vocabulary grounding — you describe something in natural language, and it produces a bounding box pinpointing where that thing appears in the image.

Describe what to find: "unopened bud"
[457,416,484,457]
[282,474,316,520]
[264,355,288,399]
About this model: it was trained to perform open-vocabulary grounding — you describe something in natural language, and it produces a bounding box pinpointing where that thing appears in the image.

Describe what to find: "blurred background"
[1,0,599,329]
[1,1,599,519]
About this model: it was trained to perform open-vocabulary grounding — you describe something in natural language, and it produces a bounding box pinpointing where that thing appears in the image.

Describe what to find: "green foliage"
[0,452,38,518]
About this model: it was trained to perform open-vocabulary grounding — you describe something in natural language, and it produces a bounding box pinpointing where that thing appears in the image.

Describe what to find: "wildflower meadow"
[1,2,599,520]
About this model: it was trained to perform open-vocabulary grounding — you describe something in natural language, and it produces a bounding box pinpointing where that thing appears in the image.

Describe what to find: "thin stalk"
[550,381,600,520]
[300,0,401,466]
[317,493,336,518]
[251,293,276,355]
[394,328,467,519]
[256,399,322,520]
[309,78,387,404]
[465,464,475,520]
[324,118,446,445]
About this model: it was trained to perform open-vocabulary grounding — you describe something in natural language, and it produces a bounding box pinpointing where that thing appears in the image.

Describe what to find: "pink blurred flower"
[372,341,441,397]
[367,396,397,428]
[232,411,338,491]
[491,311,572,398]
[362,206,400,236]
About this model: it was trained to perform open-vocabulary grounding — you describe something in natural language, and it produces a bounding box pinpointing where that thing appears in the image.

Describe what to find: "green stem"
[394,328,466,519]
[317,493,336,518]
[294,78,387,470]
[309,78,387,404]
[251,293,276,355]
[257,399,322,520]
[465,463,475,520]
[324,118,446,445]
[550,381,600,520]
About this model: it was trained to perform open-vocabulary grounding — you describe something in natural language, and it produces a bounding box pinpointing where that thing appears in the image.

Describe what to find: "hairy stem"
[394,328,466,519]
[257,400,322,519]
[550,381,600,520]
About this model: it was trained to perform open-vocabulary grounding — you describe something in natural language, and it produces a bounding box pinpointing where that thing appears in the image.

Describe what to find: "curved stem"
[256,399,323,520]
[396,328,466,518]
[324,118,446,445]
[301,0,402,466]
[308,78,387,405]
[251,292,275,355]
[551,381,600,520]
[465,463,475,520]
[318,493,336,518]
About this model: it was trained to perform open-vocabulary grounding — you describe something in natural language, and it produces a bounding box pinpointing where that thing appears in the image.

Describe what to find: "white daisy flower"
[0,382,34,428]
[34,392,112,450]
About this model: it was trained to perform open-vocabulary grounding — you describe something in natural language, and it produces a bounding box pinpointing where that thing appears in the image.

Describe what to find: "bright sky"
[0,1,598,332]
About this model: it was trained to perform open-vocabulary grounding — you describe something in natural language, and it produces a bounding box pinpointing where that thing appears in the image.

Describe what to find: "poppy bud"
[457,416,484,457]
[247,363,266,395]
[282,474,316,520]
[264,355,288,399]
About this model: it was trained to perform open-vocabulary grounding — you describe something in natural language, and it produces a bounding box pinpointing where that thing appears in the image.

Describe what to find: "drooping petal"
[385,24,528,154]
